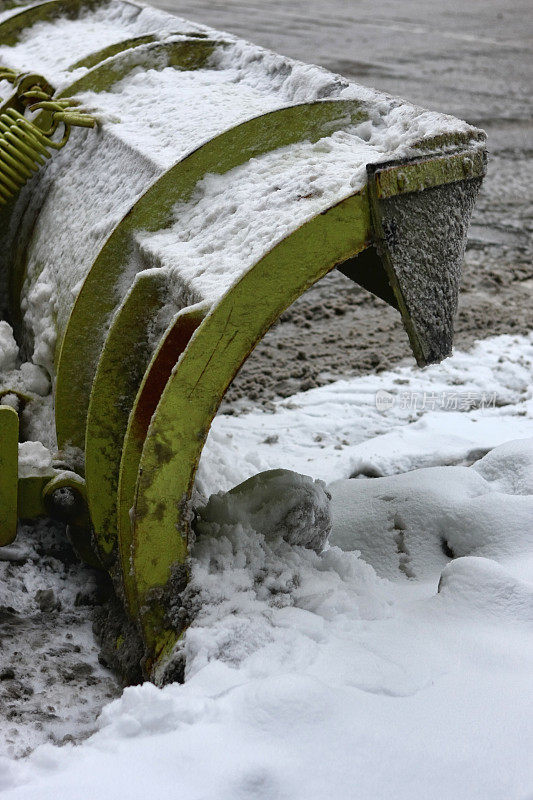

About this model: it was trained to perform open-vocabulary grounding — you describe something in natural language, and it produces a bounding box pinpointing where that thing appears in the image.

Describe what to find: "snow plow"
[0,0,486,683]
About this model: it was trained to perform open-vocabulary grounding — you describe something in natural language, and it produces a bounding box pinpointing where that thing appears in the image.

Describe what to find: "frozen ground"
[0,521,118,759]
[1,332,533,798]
[151,0,532,403]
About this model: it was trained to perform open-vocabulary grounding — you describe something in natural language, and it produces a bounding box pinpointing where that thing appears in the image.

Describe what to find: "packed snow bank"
[436,557,533,625]
[184,438,533,686]
[329,440,533,581]
[164,477,382,683]
[3,448,533,798]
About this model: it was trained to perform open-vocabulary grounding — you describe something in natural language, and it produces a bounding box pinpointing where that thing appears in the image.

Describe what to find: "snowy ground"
[1,332,532,798]
[0,521,118,759]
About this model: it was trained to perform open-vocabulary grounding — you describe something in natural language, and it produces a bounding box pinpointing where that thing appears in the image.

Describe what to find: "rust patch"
[133,312,204,441]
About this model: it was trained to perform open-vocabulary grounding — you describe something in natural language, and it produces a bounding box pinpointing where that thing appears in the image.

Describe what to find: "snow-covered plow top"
[0,0,486,681]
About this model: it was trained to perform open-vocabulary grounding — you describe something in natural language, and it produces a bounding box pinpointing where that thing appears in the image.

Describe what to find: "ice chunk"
[197,468,332,553]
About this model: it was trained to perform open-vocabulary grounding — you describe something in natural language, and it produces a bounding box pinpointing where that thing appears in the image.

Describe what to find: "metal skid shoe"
[0,0,486,684]
[0,403,97,566]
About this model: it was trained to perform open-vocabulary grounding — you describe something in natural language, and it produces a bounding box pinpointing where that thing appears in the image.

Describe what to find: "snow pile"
[182,438,533,686]
[163,469,379,682]
[2,440,532,798]
[436,556,533,624]
[197,469,332,553]
[329,440,533,581]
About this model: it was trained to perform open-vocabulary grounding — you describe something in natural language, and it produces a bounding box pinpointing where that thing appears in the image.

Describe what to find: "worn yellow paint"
[131,190,372,672]
[0,405,19,545]
[117,301,209,619]
[58,39,220,96]
[17,475,50,519]
[85,270,169,567]
[373,148,486,199]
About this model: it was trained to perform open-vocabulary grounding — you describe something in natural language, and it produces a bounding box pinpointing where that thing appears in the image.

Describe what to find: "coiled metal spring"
[0,100,95,205]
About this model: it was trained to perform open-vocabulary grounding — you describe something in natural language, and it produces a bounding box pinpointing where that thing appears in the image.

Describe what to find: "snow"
[195,332,533,497]
[328,452,533,582]
[0,321,54,449]
[472,437,533,495]
[137,128,382,311]
[17,129,160,374]
[0,321,18,373]
[1,331,532,798]
[0,520,119,761]
[196,469,332,554]
[0,78,14,103]
[0,2,208,83]
[436,557,533,624]
[17,440,53,477]
[77,63,286,171]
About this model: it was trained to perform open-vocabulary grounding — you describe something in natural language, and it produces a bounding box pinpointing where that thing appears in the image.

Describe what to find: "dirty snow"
[0,520,120,762]
[196,469,332,555]
[1,331,532,798]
